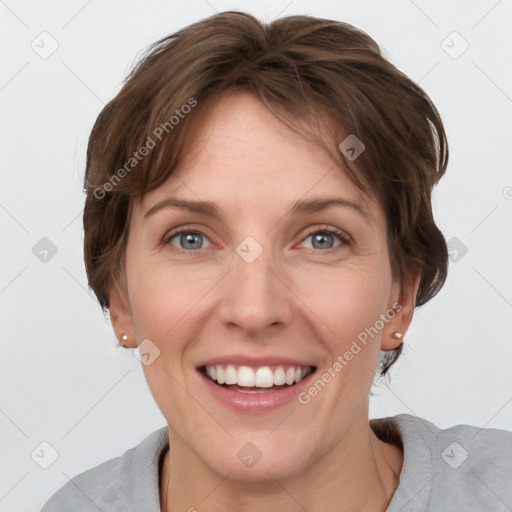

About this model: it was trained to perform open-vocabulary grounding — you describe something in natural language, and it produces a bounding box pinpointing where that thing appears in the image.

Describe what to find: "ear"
[381,271,421,350]
[108,273,137,348]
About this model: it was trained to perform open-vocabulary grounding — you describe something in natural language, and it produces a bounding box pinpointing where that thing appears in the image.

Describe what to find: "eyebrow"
[143,196,369,221]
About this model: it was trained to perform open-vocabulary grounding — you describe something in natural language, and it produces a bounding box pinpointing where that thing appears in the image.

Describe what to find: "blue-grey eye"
[302,229,345,250]
[167,231,211,250]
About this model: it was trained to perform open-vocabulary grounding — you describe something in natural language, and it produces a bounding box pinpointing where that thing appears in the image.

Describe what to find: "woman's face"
[110,90,415,481]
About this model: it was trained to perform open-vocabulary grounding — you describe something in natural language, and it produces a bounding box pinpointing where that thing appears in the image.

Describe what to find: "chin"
[198,436,312,483]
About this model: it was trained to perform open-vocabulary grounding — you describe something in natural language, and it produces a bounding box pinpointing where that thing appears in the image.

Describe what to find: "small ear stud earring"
[121,334,128,342]
[392,332,403,340]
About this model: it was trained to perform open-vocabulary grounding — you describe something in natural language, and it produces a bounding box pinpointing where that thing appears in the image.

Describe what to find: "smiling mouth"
[198,364,317,393]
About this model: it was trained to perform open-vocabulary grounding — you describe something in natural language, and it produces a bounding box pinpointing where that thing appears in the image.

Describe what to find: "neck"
[160,407,403,512]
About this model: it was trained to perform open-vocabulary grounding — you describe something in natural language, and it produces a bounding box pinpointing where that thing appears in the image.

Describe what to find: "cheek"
[293,258,392,343]
[127,256,207,337]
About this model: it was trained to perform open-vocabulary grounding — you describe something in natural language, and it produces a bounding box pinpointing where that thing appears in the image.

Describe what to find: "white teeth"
[216,366,225,384]
[273,367,286,385]
[255,367,274,388]
[203,364,313,388]
[285,367,295,385]
[225,365,237,385]
[237,366,255,386]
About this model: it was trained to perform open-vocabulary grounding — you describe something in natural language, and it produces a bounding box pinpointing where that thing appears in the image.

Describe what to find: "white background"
[1,0,511,510]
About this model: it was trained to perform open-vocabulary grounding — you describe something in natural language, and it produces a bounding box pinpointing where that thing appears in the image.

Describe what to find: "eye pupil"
[312,233,334,249]
[182,233,202,249]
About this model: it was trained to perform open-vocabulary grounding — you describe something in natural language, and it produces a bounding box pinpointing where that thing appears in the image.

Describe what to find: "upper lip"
[196,354,316,369]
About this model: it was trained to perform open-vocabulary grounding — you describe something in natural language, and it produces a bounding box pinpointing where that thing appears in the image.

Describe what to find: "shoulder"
[371,414,512,512]
[40,456,125,512]
[40,426,168,512]
[394,414,512,474]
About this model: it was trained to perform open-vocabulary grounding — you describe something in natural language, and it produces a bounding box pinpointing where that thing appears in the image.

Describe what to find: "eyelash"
[163,225,352,255]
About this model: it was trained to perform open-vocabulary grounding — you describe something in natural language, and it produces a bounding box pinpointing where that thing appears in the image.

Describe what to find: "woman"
[42,11,512,512]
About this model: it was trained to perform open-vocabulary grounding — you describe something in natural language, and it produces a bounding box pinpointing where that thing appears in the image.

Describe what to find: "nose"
[217,239,293,339]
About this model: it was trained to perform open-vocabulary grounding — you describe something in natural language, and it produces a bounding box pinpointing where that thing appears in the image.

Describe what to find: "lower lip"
[199,370,315,414]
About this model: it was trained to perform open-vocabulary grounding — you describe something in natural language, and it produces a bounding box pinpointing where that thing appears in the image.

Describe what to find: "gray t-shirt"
[40,414,512,511]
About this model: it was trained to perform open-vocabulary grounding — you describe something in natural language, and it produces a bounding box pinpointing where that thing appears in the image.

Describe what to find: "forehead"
[136,90,380,223]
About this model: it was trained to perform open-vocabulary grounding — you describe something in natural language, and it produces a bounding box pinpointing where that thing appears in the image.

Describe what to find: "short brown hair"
[83,11,449,376]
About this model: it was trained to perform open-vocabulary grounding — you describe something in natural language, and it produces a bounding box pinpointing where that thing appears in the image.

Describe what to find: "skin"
[109,90,419,512]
